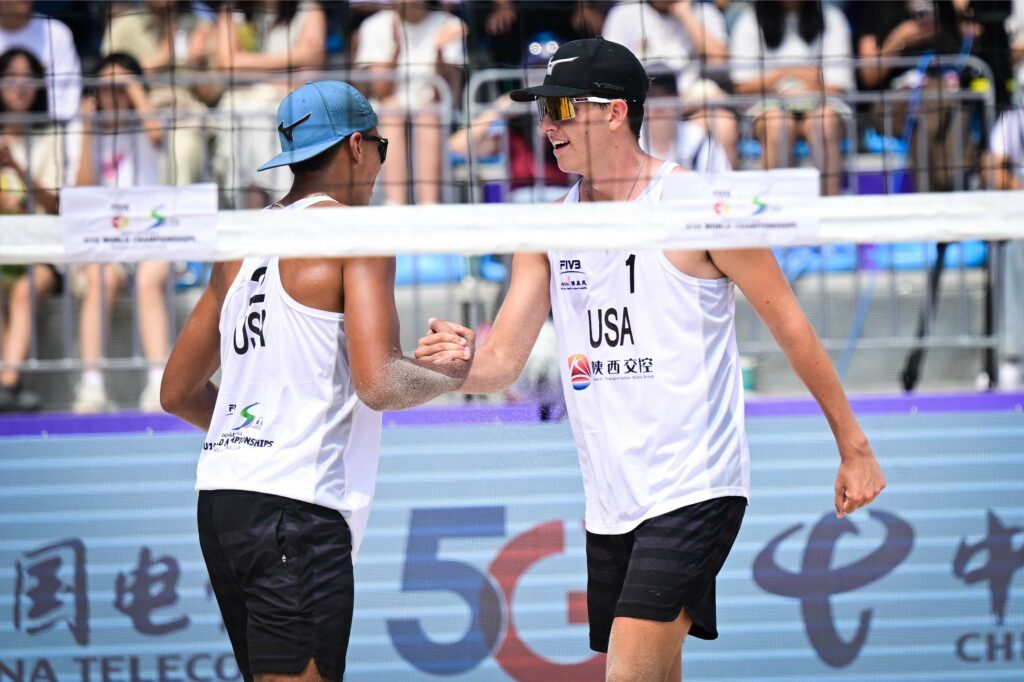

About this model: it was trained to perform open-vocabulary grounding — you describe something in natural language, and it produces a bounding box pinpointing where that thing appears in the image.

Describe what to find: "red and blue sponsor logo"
[568,354,591,391]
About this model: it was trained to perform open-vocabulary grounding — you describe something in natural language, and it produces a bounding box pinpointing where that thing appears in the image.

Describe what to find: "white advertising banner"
[60,184,218,262]
[662,168,821,246]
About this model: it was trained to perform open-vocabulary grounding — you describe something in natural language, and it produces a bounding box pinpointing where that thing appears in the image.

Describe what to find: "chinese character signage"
[0,409,1021,679]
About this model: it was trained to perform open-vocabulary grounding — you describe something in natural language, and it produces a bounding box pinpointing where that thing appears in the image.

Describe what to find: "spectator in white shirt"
[0,47,65,413]
[0,0,80,123]
[641,72,732,172]
[1007,0,1024,88]
[355,0,466,205]
[100,0,217,186]
[730,0,853,195]
[0,0,82,184]
[212,0,327,207]
[73,53,170,413]
[603,0,738,166]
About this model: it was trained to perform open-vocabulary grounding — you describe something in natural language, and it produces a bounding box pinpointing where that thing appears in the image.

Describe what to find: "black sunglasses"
[361,134,388,163]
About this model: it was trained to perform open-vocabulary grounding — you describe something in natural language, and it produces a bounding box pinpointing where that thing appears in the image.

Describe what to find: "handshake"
[415,317,476,364]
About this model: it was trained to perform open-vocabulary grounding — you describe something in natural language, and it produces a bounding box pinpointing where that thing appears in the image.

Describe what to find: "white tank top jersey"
[196,195,382,559]
[549,161,750,535]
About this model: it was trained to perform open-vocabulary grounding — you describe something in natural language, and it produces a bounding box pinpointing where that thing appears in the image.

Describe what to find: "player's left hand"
[834,437,886,518]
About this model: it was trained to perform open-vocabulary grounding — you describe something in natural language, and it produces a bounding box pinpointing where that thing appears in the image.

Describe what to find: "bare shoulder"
[279,257,345,313]
[281,257,344,283]
[213,260,243,299]
[511,252,552,282]
[337,257,396,293]
[276,199,350,295]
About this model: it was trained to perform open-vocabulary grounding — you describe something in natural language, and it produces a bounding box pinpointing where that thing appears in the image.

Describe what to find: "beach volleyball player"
[416,39,885,681]
[161,81,474,681]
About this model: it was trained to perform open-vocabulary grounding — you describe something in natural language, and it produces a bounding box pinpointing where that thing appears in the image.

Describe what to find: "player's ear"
[608,100,629,131]
[347,132,364,164]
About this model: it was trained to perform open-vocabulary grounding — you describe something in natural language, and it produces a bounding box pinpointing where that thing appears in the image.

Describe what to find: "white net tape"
[5,189,1024,264]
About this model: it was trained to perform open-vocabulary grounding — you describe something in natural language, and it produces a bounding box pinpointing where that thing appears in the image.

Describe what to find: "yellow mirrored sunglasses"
[536,96,618,122]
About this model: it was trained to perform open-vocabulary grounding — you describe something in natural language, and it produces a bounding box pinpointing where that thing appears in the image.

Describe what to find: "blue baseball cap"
[258,81,378,172]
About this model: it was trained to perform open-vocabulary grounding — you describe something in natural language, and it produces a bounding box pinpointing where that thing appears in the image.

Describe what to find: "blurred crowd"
[2,0,1023,413]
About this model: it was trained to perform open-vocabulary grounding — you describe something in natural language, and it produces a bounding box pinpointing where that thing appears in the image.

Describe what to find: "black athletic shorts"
[197,490,354,681]
[585,496,746,652]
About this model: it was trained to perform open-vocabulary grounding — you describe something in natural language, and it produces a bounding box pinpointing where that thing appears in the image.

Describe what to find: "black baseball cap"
[510,38,649,103]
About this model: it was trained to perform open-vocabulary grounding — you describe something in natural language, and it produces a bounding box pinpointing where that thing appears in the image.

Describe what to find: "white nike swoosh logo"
[547,56,579,76]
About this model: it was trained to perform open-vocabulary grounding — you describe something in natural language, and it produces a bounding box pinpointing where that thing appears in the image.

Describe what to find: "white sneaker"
[72,381,112,414]
[974,370,993,391]
[998,360,1022,391]
[139,381,162,413]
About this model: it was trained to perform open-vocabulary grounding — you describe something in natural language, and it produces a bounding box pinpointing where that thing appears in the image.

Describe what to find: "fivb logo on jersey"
[558,259,588,292]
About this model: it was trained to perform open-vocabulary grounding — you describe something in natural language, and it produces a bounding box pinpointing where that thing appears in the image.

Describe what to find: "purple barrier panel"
[0,403,543,437]
[2,393,1022,438]
[746,392,1024,418]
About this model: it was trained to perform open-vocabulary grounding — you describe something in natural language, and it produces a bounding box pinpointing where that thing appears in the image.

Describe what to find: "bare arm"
[365,64,397,101]
[186,21,215,68]
[983,152,1020,190]
[142,11,176,72]
[486,0,518,35]
[416,252,552,393]
[732,66,813,93]
[357,13,402,101]
[448,96,514,158]
[671,0,728,63]
[858,21,934,89]
[75,97,97,187]
[857,34,888,90]
[343,256,470,410]
[711,248,885,516]
[123,79,164,149]
[733,66,843,95]
[0,142,59,213]
[217,5,325,72]
[434,16,466,101]
[160,263,226,430]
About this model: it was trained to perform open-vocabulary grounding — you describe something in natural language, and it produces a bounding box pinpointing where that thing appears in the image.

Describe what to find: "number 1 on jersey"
[625,254,636,294]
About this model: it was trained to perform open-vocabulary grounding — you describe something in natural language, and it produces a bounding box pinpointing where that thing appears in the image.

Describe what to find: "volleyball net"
[3,179,1022,398]
[0,0,1022,409]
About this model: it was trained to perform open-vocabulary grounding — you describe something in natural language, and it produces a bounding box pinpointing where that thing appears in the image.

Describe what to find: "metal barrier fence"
[0,60,1010,404]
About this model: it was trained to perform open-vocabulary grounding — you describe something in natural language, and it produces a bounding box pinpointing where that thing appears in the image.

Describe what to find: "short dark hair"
[94,52,149,93]
[95,51,145,77]
[289,137,344,175]
[625,101,644,140]
[0,48,49,121]
[593,100,645,141]
[648,71,679,97]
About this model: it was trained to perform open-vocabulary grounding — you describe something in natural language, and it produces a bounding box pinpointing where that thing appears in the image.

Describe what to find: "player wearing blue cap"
[161,81,474,682]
